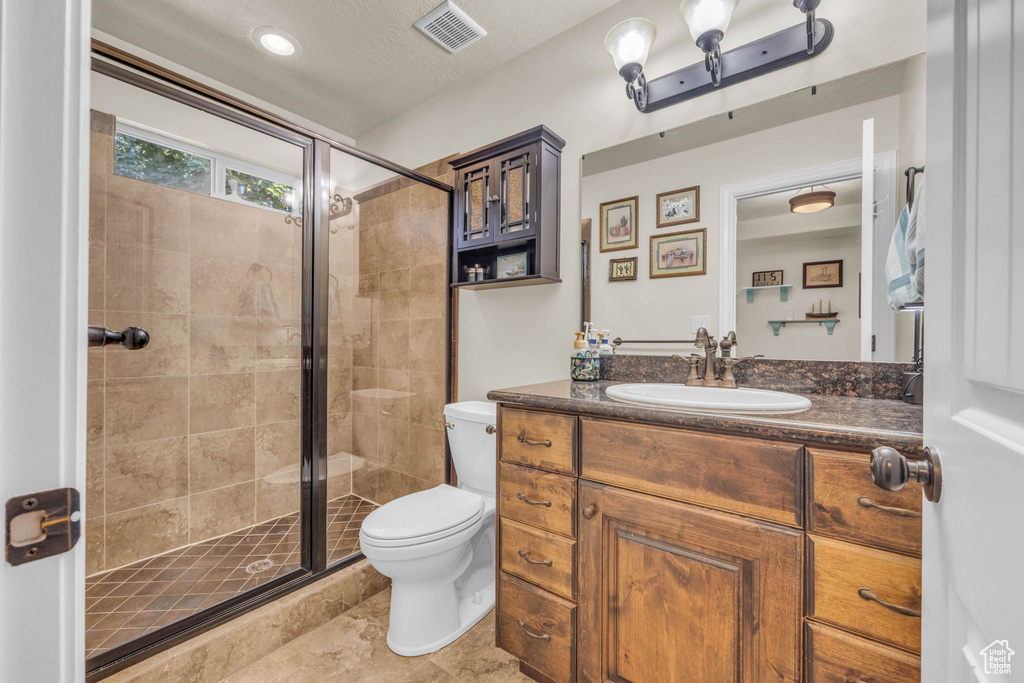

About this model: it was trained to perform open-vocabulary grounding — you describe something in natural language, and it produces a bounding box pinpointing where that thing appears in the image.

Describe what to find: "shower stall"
[85,46,453,678]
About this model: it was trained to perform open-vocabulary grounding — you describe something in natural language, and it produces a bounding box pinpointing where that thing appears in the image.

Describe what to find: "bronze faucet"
[694,328,721,387]
[719,330,738,358]
[719,355,764,388]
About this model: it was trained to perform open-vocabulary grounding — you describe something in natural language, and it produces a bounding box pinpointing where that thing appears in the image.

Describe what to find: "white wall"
[581,96,900,354]
[356,0,927,400]
[736,230,861,360]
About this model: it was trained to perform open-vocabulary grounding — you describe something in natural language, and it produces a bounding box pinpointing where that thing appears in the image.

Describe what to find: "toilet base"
[385,579,495,657]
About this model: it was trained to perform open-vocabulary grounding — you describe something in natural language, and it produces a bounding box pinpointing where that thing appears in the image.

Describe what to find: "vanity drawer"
[500,518,576,600]
[500,408,577,475]
[807,448,922,556]
[808,535,921,653]
[498,572,576,683]
[499,463,576,538]
[580,417,803,527]
[805,621,920,683]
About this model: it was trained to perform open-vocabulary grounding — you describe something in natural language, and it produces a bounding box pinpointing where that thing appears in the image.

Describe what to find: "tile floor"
[86,494,377,659]
[224,588,532,683]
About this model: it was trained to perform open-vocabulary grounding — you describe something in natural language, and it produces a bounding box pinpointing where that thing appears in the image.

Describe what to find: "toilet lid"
[360,485,484,542]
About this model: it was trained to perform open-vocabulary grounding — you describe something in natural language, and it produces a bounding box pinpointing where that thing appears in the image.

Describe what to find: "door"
[0,1,90,681]
[577,481,802,683]
[493,145,538,244]
[922,0,1024,680]
[455,158,495,249]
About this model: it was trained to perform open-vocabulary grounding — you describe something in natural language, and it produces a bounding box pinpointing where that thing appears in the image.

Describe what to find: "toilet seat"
[360,485,484,548]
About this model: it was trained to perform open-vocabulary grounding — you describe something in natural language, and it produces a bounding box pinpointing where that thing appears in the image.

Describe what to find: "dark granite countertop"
[487,380,923,455]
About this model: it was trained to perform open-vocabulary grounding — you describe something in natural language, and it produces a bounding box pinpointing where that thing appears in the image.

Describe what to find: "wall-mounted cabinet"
[450,125,565,289]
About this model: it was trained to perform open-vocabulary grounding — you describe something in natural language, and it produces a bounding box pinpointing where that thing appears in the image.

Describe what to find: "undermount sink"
[605,383,812,413]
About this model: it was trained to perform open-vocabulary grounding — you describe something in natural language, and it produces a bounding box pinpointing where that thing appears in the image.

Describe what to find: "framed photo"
[752,270,784,287]
[802,260,844,289]
[608,257,637,281]
[599,196,638,252]
[656,186,700,228]
[650,228,707,279]
[496,251,529,279]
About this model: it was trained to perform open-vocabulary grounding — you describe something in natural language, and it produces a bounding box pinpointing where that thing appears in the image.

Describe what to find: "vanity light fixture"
[789,185,836,214]
[606,0,833,113]
[251,27,301,57]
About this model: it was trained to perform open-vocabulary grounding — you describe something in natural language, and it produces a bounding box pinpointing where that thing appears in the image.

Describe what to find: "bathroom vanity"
[488,378,923,683]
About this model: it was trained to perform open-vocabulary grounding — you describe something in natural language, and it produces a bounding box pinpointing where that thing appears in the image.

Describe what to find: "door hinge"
[5,488,81,566]
[871,334,876,352]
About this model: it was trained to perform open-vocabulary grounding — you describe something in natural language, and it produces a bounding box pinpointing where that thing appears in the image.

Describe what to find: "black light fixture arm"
[620,63,649,112]
[793,0,822,54]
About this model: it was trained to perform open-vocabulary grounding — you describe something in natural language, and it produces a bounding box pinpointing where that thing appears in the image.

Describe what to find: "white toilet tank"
[443,401,497,495]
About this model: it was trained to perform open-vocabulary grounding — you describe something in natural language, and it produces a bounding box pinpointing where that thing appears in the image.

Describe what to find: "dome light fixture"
[789,185,836,214]
[251,27,301,57]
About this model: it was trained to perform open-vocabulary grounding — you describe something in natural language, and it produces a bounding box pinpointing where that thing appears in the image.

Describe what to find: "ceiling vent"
[415,1,487,54]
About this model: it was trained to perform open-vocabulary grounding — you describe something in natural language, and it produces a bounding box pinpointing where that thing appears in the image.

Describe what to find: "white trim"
[719,154,897,360]
[861,119,875,361]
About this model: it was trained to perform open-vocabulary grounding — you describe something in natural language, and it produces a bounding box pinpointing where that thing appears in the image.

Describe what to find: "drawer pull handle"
[517,492,551,507]
[517,619,551,640]
[517,432,552,448]
[517,549,553,566]
[857,496,922,519]
[857,588,921,618]
[582,505,597,519]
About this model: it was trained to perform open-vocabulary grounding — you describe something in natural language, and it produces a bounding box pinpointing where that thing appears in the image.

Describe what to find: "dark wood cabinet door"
[493,144,538,244]
[455,159,495,249]
[577,481,802,683]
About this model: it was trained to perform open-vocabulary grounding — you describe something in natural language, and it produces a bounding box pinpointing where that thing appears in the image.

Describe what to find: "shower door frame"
[88,43,455,681]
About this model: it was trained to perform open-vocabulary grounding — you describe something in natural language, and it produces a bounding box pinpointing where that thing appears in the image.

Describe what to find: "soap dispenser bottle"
[570,331,600,382]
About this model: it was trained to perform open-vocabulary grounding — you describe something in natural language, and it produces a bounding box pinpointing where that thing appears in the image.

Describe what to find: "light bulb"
[679,0,739,43]
[604,18,657,73]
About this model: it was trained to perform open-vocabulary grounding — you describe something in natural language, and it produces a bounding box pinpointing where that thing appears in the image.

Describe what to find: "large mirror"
[580,55,926,362]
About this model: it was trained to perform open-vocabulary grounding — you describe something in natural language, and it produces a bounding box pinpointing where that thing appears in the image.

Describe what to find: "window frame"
[114,122,303,214]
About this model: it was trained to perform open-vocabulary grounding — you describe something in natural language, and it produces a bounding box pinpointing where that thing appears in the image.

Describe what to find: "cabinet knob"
[582,505,597,519]
[870,446,942,503]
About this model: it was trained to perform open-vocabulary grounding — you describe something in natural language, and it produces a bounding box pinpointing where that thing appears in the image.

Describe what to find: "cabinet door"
[456,159,495,249]
[577,481,802,683]
[493,145,538,243]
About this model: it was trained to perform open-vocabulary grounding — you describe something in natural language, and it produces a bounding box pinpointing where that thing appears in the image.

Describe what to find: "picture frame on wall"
[650,228,707,279]
[752,270,784,287]
[802,259,844,289]
[656,186,700,228]
[599,196,638,252]
[608,257,638,281]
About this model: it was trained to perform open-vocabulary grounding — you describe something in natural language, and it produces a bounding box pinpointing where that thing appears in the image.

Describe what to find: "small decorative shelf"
[768,319,840,336]
[740,284,793,302]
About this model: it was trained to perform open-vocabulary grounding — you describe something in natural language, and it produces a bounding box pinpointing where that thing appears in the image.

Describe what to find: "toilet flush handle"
[486,425,496,434]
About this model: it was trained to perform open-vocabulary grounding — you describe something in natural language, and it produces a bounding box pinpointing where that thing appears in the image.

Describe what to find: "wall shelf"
[768,319,840,336]
[740,284,793,302]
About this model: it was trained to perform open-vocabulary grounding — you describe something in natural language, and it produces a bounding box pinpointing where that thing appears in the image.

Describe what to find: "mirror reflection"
[580,55,926,362]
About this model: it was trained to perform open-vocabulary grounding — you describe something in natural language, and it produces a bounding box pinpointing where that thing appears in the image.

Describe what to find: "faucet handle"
[719,355,763,388]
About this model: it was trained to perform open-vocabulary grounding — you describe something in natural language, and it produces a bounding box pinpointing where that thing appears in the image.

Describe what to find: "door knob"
[87,325,150,350]
[582,505,597,519]
[870,446,942,503]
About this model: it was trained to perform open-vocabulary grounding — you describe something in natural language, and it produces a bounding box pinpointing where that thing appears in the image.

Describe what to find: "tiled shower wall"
[338,161,453,505]
[86,111,316,575]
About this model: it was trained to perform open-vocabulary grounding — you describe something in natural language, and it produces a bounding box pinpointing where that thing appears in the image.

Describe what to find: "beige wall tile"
[189,427,256,493]
[85,517,105,576]
[408,372,445,428]
[105,313,189,378]
[106,245,190,314]
[327,365,352,415]
[105,376,188,445]
[87,379,105,448]
[188,195,260,262]
[190,373,255,434]
[255,420,299,478]
[86,449,105,519]
[105,174,190,253]
[256,480,300,522]
[190,254,252,317]
[189,482,256,541]
[375,467,431,505]
[105,436,188,514]
[190,315,257,375]
[89,242,105,310]
[105,498,189,568]
[409,318,445,371]
[378,320,409,371]
[327,412,353,457]
[90,173,107,243]
[405,425,446,484]
[377,417,409,470]
[255,370,300,424]
[257,318,302,365]
[351,412,378,463]
[408,263,446,320]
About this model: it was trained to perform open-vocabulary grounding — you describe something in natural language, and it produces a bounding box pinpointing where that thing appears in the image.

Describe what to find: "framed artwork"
[599,196,638,252]
[752,270,784,287]
[650,228,707,279]
[608,257,638,281]
[802,259,844,289]
[656,186,700,228]
[496,251,529,279]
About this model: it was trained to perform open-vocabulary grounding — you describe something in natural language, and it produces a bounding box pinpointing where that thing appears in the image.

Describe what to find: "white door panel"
[0,1,90,681]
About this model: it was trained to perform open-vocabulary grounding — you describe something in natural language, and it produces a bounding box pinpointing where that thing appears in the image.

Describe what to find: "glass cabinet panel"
[461,165,492,246]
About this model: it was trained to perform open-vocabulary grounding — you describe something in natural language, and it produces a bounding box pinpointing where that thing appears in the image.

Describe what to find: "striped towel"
[886,203,921,310]
[905,177,926,298]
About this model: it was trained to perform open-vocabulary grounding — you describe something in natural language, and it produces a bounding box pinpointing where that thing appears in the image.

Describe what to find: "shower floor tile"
[85,493,377,660]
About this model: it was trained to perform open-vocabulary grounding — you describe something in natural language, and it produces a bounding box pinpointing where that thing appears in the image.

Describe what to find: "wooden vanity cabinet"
[494,406,924,683]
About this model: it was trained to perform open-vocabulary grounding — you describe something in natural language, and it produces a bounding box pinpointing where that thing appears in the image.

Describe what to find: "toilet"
[359,400,497,656]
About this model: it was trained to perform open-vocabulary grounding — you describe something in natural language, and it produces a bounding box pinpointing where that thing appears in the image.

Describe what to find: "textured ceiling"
[92,0,619,137]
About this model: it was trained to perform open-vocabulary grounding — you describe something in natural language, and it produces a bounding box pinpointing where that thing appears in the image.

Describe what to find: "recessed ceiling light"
[251,27,301,57]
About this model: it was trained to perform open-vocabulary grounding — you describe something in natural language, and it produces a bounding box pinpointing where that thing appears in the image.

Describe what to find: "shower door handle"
[87,325,150,350]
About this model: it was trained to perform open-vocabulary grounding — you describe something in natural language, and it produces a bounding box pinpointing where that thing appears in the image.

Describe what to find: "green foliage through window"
[114,133,212,195]
[225,169,294,213]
